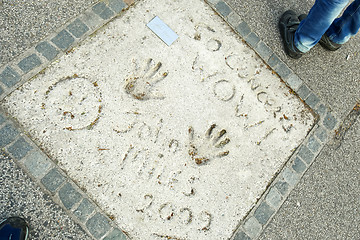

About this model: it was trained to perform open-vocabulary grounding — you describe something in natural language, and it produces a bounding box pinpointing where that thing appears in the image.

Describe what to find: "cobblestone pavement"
[0,0,97,66]
[0,0,359,239]
[0,151,91,239]
[0,0,97,239]
[222,0,360,239]
[259,107,360,239]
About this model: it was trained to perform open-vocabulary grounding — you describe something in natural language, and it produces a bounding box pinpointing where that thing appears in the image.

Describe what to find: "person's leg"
[294,0,350,53]
[326,0,360,43]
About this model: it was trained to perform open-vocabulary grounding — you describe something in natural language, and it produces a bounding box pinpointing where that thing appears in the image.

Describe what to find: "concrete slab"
[1,0,315,239]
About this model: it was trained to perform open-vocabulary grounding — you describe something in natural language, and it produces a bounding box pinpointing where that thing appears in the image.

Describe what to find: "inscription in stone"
[1,0,314,239]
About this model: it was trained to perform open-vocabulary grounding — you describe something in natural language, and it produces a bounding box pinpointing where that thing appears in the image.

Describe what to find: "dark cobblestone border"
[0,0,341,239]
[206,0,340,239]
[0,1,130,239]
[0,0,128,103]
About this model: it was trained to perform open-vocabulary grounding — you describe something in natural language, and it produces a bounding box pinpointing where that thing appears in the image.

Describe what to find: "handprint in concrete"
[188,124,230,165]
[124,58,168,100]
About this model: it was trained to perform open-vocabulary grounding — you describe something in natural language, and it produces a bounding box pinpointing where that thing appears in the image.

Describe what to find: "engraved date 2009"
[136,194,213,232]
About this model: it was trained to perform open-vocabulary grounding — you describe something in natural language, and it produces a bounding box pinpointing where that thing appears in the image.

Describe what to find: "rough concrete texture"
[224,0,359,118]
[0,0,97,67]
[1,0,314,239]
[259,113,360,240]
[0,151,91,240]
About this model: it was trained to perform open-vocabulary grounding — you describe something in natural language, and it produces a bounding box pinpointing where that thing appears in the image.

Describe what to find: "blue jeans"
[295,0,360,52]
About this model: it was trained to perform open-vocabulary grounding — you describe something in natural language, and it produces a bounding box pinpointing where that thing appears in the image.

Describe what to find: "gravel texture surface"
[0,151,91,240]
[0,0,97,67]
[224,0,359,118]
[259,112,360,239]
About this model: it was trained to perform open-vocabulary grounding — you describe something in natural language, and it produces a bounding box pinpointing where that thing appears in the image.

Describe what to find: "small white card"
[147,16,178,46]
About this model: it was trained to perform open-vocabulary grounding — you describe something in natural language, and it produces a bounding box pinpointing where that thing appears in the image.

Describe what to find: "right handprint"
[188,124,230,165]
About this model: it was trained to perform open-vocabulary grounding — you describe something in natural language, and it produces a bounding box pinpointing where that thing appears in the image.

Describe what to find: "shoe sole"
[279,11,302,59]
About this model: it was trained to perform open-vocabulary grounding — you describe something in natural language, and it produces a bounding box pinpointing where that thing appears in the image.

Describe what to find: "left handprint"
[124,58,168,100]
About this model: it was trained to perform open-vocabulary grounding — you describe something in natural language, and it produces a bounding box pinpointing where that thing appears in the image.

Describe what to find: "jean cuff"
[294,36,310,53]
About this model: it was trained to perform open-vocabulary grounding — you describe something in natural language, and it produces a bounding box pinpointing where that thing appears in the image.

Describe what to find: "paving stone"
[305,93,320,109]
[207,0,220,5]
[244,32,260,48]
[307,135,321,153]
[103,228,127,240]
[285,73,302,91]
[273,61,291,80]
[265,188,282,208]
[67,19,89,38]
[92,2,107,14]
[255,41,273,61]
[0,124,19,148]
[86,212,111,239]
[0,113,5,125]
[74,198,95,223]
[81,10,103,29]
[235,21,251,38]
[41,168,66,193]
[323,112,337,130]
[275,180,290,195]
[316,103,327,117]
[297,145,314,164]
[108,0,126,14]
[215,1,231,17]
[92,2,114,20]
[7,137,33,160]
[227,12,241,28]
[0,86,3,96]
[268,53,281,68]
[315,126,328,143]
[292,157,307,173]
[35,42,59,61]
[282,167,300,187]
[234,231,251,240]
[0,66,21,88]
[243,217,262,239]
[17,54,42,73]
[99,7,115,20]
[51,30,75,51]
[254,202,275,225]
[297,84,311,100]
[59,182,82,210]
[23,151,52,178]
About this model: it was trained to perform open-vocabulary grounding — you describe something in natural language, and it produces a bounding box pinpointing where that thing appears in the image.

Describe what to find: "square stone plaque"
[1,0,315,239]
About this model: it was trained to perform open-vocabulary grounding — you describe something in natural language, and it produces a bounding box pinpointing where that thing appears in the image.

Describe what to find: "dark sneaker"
[319,34,342,51]
[0,217,29,240]
[298,14,307,22]
[279,10,303,59]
